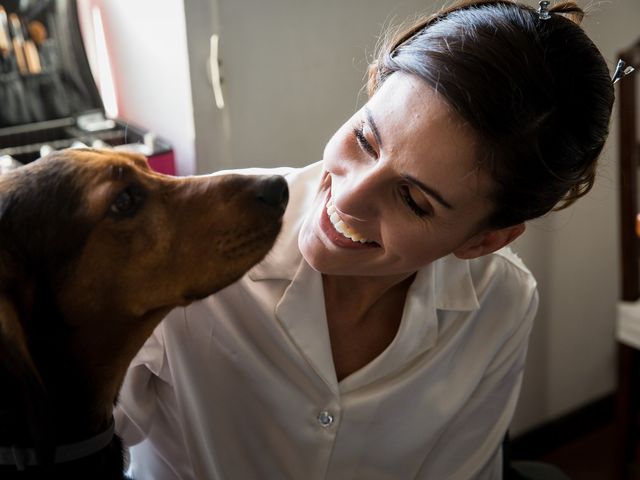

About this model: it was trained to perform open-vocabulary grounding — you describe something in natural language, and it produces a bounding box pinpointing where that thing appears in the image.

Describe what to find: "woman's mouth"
[326,198,371,243]
[320,194,379,249]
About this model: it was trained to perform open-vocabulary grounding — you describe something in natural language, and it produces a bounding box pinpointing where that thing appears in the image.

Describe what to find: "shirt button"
[317,410,334,427]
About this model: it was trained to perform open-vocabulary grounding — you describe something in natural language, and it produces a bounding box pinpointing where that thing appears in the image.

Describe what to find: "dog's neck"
[0,269,173,458]
[5,308,168,450]
[9,337,113,445]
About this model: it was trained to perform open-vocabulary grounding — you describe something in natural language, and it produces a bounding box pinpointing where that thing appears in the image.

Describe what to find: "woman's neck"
[321,272,416,324]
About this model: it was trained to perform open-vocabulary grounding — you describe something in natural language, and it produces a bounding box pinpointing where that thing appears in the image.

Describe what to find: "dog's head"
[0,148,287,439]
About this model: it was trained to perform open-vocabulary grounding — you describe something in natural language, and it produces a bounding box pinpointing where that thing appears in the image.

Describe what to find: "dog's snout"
[256,175,288,210]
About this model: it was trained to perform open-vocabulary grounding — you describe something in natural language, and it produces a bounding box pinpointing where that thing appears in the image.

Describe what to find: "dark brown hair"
[368,0,614,228]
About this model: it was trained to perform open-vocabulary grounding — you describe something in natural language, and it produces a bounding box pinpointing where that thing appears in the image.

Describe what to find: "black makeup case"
[0,0,175,173]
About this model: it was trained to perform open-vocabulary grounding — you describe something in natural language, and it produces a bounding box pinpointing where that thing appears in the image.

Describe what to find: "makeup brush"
[27,20,47,46]
[21,19,41,74]
[8,13,27,75]
[26,17,70,119]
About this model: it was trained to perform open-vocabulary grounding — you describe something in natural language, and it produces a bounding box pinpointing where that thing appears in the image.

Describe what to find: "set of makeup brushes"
[0,3,71,127]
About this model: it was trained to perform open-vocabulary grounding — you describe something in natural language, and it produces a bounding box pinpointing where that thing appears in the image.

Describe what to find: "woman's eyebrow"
[366,106,453,210]
[365,107,382,148]
[402,174,454,210]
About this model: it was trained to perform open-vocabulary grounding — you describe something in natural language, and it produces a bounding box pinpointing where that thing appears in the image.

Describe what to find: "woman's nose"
[333,168,383,221]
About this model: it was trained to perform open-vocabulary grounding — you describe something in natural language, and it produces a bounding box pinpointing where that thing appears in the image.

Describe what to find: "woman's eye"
[353,123,378,158]
[400,185,430,218]
[110,186,144,217]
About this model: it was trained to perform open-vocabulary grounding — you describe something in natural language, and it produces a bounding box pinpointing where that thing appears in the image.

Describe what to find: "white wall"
[184,0,443,174]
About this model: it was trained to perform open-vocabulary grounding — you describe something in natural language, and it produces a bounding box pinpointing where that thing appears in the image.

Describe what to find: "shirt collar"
[433,254,480,311]
[247,162,319,283]
[249,226,479,313]
[247,205,305,283]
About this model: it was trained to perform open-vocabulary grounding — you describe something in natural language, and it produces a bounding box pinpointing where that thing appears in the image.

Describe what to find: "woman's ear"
[453,223,526,260]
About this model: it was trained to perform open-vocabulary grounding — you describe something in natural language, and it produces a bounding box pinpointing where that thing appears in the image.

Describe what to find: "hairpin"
[612,59,636,84]
[538,1,551,20]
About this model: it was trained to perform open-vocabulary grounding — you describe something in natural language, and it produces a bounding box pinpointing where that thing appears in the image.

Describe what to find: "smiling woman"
[115,1,614,479]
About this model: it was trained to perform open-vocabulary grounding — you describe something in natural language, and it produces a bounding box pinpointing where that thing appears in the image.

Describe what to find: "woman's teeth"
[326,199,372,243]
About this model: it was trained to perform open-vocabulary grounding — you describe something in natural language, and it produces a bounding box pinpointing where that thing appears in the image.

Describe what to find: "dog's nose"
[256,175,288,210]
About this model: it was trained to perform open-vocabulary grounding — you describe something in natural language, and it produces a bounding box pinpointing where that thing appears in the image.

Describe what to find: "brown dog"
[0,149,288,478]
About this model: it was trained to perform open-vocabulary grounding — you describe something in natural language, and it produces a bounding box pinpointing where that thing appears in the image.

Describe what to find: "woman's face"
[298,73,497,278]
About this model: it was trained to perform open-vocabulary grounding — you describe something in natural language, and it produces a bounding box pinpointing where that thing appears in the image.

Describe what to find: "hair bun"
[549,1,584,25]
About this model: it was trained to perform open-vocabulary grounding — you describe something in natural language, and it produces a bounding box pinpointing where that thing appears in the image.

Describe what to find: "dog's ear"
[0,190,54,461]
[0,293,41,385]
[0,292,54,465]
[0,192,40,386]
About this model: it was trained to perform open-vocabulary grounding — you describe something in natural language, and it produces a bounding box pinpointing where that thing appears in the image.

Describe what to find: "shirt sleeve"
[416,288,539,480]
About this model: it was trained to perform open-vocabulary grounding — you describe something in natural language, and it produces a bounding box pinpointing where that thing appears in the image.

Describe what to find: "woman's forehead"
[367,74,478,162]
[368,73,457,121]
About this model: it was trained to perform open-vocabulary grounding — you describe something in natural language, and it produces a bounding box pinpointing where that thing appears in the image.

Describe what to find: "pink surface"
[148,152,176,176]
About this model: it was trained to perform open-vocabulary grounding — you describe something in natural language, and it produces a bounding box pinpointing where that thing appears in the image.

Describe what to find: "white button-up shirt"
[115,162,538,480]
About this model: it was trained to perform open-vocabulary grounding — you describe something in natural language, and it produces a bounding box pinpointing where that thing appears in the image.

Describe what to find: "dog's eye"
[110,186,144,217]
